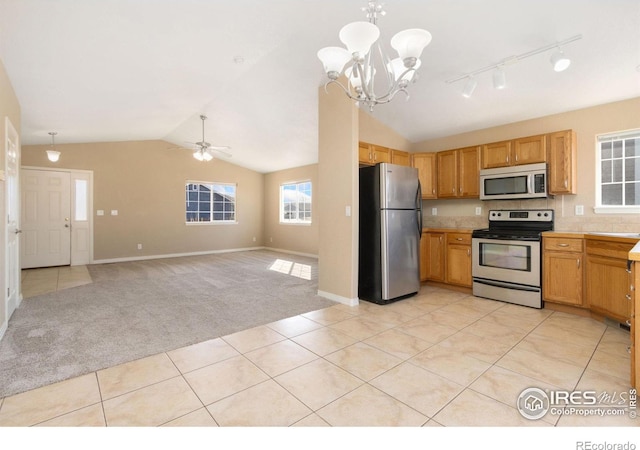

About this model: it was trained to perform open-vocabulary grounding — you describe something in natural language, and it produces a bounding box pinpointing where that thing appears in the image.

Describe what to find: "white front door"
[21,169,72,269]
[5,118,21,318]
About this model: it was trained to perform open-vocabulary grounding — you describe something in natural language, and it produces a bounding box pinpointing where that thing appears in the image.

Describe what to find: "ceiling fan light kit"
[317,1,432,111]
[187,114,231,162]
[447,34,582,98]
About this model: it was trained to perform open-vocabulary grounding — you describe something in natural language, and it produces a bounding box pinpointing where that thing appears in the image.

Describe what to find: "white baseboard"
[264,247,318,259]
[0,320,6,342]
[92,246,266,265]
[317,290,359,306]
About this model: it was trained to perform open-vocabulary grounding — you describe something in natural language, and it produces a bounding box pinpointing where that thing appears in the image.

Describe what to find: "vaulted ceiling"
[1,0,639,173]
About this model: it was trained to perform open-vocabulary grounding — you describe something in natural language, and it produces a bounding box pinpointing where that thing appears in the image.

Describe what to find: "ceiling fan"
[184,114,231,161]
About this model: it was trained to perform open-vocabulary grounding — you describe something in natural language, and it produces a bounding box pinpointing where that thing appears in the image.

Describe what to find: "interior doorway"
[21,167,93,269]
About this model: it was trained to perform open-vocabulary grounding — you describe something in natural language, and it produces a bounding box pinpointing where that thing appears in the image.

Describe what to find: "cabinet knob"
[564,180,568,188]
[456,237,463,241]
[577,258,581,269]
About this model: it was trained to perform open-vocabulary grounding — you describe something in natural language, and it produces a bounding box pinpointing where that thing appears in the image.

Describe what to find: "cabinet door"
[412,153,437,199]
[586,255,632,323]
[482,140,512,169]
[359,142,373,165]
[446,244,472,287]
[391,150,410,167]
[543,252,583,306]
[425,233,445,282]
[437,150,458,198]
[513,134,546,165]
[548,130,577,194]
[458,146,481,198]
[371,145,391,164]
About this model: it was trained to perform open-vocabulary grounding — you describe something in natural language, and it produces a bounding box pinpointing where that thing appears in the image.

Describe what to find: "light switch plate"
[111,210,118,216]
[97,210,104,216]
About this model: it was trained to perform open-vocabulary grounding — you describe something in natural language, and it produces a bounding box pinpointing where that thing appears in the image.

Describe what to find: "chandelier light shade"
[390,29,432,66]
[46,131,60,162]
[317,1,432,110]
[550,49,571,72]
[339,22,380,57]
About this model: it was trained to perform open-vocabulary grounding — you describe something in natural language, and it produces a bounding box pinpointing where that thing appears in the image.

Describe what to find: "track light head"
[493,67,506,89]
[462,77,477,98]
[550,49,571,72]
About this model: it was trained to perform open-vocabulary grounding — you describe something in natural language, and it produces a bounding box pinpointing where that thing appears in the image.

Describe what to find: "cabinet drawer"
[447,233,471,245]
[544,237,583,252]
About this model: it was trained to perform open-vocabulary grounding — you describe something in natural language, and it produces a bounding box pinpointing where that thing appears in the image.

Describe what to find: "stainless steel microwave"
[479,162,548,200]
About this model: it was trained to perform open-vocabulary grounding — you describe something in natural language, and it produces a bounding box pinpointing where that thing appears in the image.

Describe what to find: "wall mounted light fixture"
[46,132,61,162]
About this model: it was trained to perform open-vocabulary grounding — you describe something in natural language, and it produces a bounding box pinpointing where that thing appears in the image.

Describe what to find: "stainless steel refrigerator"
[359,163,422,304]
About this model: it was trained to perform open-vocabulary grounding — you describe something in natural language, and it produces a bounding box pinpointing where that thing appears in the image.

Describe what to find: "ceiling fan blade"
[208,147,232,157]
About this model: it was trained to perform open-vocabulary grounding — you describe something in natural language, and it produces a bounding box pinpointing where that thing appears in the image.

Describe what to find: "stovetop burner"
[472,209,554,241]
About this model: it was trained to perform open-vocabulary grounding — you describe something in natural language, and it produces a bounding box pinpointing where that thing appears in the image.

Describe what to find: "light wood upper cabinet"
[437,146,480,198]
[481,135,546,169]
[391,149,411,167]
[412,152,437,199]
[359,142,390,166]
[547,130,577,195]
[482,140,512,169]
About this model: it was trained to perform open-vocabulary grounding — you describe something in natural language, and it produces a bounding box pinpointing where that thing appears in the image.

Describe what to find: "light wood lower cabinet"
[421,231,445,282]
[446,233,472,287]
[421,230,472,287]
[543,236,584,306]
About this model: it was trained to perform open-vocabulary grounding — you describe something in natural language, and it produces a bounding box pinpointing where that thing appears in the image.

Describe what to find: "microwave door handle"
[527,174,534,194]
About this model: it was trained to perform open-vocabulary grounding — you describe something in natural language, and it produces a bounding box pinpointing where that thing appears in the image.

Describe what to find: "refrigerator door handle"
[416,181,423,238]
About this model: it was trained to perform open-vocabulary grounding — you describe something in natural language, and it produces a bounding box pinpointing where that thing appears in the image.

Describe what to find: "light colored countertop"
[422,228,474,233]
[542,231,640,260]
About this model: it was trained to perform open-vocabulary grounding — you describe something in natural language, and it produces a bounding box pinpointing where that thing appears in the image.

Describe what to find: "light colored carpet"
[0,250,334,398]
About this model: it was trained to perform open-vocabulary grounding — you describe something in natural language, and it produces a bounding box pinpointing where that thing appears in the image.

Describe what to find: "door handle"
[65,224,70,228]
[15,229,22,234]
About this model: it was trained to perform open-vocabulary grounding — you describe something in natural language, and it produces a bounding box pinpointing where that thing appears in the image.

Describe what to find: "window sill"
[593,206,640,214]
[185,221,238,226]
[279,222,312,226]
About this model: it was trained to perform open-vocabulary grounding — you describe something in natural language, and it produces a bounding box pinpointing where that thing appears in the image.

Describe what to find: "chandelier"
[317,1,431,111]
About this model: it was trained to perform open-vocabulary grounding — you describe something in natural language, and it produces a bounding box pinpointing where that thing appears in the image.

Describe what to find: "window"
[186,182,236,223]
[596,130,640,213]
[280,181,312,224]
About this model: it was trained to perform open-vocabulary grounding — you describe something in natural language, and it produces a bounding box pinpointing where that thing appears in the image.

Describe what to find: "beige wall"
[263,164,318,256]
[358,109,413,151]
[1,57,21,332]
[412,97,640,232]
[21,140,264,261]
[317,85,359,304]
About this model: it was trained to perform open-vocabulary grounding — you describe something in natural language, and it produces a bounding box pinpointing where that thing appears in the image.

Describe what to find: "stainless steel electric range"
[471,209,554,309]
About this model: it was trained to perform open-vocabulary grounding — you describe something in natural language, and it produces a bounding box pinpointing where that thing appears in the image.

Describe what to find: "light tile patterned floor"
[1,275,636,428]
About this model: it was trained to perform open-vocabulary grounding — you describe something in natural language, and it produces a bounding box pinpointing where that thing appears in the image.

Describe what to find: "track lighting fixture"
[462,77,477,98]
[493,67,506,90]
[446,34,581,97]
[550,49,571,72]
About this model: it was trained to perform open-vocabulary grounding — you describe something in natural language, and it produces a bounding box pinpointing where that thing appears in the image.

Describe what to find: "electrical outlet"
[475,207,482,216]
[252,236,256,242]
[137,244,142,250]
[270,237,273,243]
[575,205,584,216]
[431,207,437,216]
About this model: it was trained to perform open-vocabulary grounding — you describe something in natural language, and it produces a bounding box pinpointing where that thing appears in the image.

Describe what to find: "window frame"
[279,180,312,225]
[594,129,640,214]
[185,181,238,225]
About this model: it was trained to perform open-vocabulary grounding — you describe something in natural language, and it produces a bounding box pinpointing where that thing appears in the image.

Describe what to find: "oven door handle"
[473,278,540,292]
